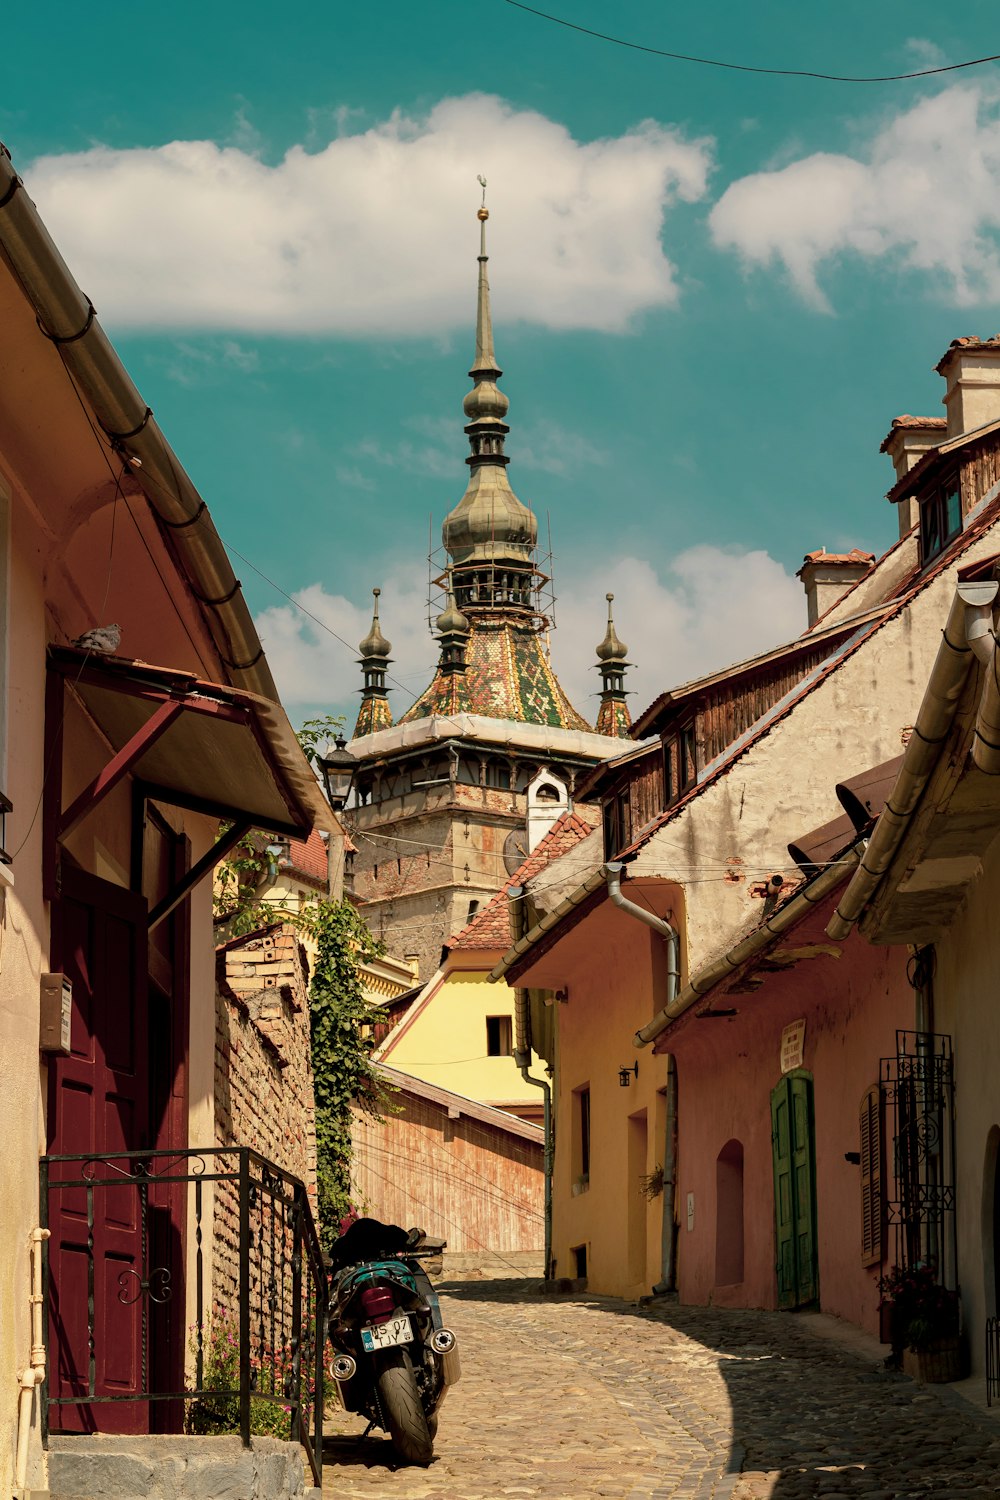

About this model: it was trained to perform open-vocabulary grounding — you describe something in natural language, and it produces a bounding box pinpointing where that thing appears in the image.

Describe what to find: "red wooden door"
[47,869,150,1433]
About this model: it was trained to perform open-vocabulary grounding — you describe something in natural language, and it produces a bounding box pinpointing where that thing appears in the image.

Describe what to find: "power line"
[502,2,1000,84]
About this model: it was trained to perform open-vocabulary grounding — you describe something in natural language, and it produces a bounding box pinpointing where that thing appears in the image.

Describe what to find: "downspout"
[604,862,679,1293]
[507,885,553,1280]
[827,580,998,940]
[14,1227,50,1500]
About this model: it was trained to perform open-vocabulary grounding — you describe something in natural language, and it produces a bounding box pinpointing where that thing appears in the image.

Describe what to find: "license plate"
[361,1316,413,1352]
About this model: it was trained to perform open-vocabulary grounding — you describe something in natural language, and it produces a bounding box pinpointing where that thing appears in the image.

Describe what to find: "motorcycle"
[326,1217,460,1465]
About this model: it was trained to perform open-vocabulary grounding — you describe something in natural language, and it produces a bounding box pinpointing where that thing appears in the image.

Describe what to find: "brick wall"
[213,924,318,1309]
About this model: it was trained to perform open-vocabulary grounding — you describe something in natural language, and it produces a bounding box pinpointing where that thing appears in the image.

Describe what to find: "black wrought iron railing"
[987,1317,1000,1406]
[40,1147,328,1485]
[880,1030,956,1282]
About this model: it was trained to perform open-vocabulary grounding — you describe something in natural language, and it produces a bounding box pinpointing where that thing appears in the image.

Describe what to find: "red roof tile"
[286,829,329,883]
[447,811,596,951]
[799,548,875,568]
[934,335,1000,374]
[879,414,946,453]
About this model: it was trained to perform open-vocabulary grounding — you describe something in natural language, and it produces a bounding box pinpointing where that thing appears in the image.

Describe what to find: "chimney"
[880,415,947,537]
[797,549,875,628]
[935,336,1000,440]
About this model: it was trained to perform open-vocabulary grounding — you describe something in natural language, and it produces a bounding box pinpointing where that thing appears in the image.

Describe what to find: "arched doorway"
[715,1139,745,1287]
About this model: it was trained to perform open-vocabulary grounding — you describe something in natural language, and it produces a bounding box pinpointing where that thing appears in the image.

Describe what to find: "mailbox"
[40,972,73,1054]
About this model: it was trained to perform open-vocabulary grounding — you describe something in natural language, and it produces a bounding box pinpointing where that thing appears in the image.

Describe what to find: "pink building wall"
[666,935,913,1333]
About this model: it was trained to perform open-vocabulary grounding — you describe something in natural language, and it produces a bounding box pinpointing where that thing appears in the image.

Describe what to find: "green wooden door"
[770,1071,818,1309]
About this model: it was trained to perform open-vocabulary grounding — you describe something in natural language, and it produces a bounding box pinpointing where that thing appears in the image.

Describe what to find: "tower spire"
[473,176,499,377]
[595,593,632,738]
[353,587,394,738]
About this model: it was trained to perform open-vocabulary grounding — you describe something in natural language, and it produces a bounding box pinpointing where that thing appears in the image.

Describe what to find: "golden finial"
[477,173,489,221]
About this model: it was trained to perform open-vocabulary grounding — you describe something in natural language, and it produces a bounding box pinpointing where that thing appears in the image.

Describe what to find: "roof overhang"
[350,713,627,764]
[50,647,338,840]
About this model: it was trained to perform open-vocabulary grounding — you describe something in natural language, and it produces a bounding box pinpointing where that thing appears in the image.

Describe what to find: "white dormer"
[526,767,569,852]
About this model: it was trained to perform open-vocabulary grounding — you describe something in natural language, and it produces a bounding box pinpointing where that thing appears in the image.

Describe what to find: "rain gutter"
[826,580,998,941]
[488,865,609,982]
[0,143,276,700]
[636,846,863,1050]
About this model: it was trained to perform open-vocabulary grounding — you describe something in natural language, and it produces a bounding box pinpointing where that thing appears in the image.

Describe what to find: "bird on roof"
[71,623,121,654]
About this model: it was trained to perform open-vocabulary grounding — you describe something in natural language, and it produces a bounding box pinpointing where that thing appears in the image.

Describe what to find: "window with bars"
[859,1083,884,1266]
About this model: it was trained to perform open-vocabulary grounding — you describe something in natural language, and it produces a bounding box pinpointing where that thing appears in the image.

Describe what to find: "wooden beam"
[148,817,253,931]
[58,699,184,844]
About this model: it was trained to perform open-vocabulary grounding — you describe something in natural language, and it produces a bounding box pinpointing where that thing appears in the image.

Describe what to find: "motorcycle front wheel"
[375,1348,434,1466]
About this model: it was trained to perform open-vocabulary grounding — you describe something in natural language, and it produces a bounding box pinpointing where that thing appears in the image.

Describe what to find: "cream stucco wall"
[930,828,1000,1374]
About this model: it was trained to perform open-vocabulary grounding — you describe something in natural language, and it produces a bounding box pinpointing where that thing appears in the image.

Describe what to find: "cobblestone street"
[321,1280,1000,1500]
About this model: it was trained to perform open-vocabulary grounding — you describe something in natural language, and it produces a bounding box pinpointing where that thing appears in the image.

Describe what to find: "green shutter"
[771,1072,818,1309]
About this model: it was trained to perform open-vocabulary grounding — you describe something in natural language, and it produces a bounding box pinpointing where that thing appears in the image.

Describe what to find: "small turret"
[353,587,394,737]
[435,571,471,676]
[595,593,632,738]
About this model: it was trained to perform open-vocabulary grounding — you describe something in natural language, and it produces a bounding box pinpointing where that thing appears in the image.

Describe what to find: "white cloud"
[26,95,712,336]
[710,84,1000,309]
[258,544,805,732]
[553,546,805,716]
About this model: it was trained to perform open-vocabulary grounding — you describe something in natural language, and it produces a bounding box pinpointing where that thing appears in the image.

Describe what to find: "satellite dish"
[503,829,528,876]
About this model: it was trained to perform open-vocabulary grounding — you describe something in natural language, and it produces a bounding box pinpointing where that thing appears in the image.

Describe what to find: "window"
[663,722,698,806]
[486,1015,513,1057]
[573,1085,591,1184]
[602,786,631,858]
[859,1084,884,1266]
[919,478,962,564]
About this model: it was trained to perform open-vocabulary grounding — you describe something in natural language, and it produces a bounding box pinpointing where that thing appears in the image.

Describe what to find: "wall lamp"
[618,1062,639,1088]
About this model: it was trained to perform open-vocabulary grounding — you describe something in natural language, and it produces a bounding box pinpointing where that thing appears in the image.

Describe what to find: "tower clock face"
[503,829,528,876]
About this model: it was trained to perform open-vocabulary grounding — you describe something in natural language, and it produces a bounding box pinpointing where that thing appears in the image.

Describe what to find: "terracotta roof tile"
[934,335,1000,374]
[286,829,329,882]
[447,811,595,951]
[798,548,875,569]
[879,414,947,453]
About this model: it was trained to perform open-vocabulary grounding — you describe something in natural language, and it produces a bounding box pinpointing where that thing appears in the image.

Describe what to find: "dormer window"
[603,786,631,859]
[920,477,961,564]
[664,722,698,805]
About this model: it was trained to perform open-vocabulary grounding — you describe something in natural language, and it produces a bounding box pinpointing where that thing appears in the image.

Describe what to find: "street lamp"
[317,735,358,812]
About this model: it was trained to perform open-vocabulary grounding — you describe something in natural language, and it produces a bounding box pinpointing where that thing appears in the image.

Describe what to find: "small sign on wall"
[780,1019,806,1074]
[686,1192,695,1232]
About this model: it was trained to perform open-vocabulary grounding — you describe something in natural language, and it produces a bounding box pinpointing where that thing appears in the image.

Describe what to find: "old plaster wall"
[1,498,48,1499]
[931,828,1000,1376]
[631,556,997,975]
[668,941,911,1328]
[542,901,678,1299]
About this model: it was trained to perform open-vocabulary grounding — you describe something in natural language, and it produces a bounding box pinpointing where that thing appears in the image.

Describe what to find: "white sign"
[780,1019,806,1074]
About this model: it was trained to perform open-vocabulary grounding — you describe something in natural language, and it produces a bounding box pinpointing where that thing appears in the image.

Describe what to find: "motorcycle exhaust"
[330,1352,359,1410]
[430,1328,461,1387]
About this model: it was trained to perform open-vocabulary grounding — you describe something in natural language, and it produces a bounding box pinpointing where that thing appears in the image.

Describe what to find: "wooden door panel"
[48,870,149,1434]
[771,1072,819,1309]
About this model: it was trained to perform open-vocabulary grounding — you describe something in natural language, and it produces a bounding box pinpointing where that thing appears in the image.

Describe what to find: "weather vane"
[477,173,487,207]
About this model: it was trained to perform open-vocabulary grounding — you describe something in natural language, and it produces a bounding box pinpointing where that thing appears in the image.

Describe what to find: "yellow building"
[375,811,597,1122]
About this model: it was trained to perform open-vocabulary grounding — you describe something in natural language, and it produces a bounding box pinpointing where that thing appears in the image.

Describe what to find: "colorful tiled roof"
[354,694,393,737]
[448,810,596,951]
[400,619,591,731]
[596,698,632,737]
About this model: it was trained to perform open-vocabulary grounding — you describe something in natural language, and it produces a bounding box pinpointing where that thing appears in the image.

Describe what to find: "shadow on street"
[436,1277,1000,1497]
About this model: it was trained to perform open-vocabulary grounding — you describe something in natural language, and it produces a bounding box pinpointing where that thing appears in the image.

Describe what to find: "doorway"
[770,1070,819,1309]
[46,857,187,1433]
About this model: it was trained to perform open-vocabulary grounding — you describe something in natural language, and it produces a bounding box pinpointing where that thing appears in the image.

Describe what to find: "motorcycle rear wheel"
[375,1349,434,1465]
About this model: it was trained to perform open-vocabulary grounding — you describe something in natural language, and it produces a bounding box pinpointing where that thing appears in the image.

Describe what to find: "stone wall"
[213,924,317,1311]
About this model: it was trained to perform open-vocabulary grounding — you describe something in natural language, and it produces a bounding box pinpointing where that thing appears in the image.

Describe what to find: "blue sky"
[4,2,1000,726]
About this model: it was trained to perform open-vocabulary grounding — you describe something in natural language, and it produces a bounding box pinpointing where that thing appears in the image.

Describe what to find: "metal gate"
[879,1030,956,1284]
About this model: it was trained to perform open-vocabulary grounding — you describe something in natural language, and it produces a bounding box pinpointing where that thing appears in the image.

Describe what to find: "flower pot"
[902,1337,963,1384]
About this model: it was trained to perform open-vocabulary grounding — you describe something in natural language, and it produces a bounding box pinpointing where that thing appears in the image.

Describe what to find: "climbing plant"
[301,898,393,1249]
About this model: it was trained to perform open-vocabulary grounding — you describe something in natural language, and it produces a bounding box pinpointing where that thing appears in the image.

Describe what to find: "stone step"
[46,1434,307,1500]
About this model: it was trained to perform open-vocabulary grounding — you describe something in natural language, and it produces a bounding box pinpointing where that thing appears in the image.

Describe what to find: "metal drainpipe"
[604,862,680,1292]
[508,884,554,1280]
